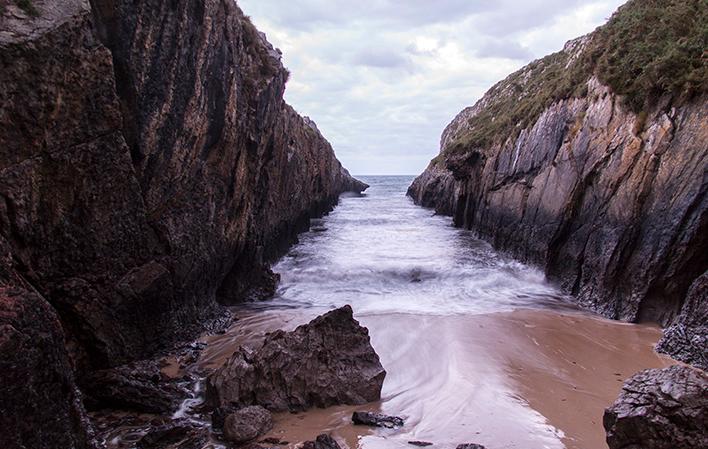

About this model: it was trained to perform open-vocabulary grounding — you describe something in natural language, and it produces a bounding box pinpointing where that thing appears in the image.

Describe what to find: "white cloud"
[239,0,627,175]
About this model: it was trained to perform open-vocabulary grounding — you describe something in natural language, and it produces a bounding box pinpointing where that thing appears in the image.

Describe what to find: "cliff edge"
[408,0,707,366]
[0,1,365,447]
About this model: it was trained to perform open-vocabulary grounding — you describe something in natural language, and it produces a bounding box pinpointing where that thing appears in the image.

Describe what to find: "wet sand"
[199,307,673,449]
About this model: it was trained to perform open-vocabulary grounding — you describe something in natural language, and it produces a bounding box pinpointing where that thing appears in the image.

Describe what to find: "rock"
[207,305,386,412]
[352,411,404,428]
[1,0,365,445]
[0,285,94,449]
[456,445,486,449]
[1,0,368,374]
[82,359,187,414]
[137,420,207,449]
[408,442,433,447]
[302,434,342,449]
[604,365,708,449]
[656,272,708,370]
[212,405,238,429]
[223,406,273,444]
[407,0,707,341]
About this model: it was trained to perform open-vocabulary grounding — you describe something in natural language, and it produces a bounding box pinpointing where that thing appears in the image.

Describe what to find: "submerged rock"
[206,305,385,412]
[352,411,404,428]
[223,406,273,444]
[82,360,186,414]
[408,442,433,447]
[604,365,708,449]
[456,444,486,449]
[302,434,342,449]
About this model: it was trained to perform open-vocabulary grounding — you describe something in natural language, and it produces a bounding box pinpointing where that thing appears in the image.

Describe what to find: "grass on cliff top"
[445,0,707,156]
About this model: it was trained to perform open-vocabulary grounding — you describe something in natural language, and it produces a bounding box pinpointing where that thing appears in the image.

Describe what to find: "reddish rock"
[207,306,386,412]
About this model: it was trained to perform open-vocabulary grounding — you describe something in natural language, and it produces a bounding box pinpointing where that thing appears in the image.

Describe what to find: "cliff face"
[0,0,364,446]
[409,0,707,365]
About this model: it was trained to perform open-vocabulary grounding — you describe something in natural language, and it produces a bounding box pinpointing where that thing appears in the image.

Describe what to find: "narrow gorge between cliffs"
[100,177,672,449]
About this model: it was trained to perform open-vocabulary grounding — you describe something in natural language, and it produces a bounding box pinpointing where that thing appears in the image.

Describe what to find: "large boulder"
[604,365,708,449]
[206,305,385,411]
[223,406,273,443]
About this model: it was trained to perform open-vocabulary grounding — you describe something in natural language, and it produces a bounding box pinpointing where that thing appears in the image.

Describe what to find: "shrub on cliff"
[446,0,707,154]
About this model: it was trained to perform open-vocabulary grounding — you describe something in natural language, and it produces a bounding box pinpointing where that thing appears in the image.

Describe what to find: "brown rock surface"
[0,0,364,446]
[604,365,708,449]
[223,406,273,444]
[206,306,386,412]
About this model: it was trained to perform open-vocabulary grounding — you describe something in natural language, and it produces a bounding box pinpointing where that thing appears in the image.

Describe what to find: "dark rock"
[604,365,708,449]
[456,444,486,449]
[137,420,207,449]
[212,405,238,429]
[223,406,273,444]
[0,285,94,449]
[656,271,708,370]
[82,359,187,414]
[302,434,342,449]
[408,442,433,447]
[1,0,364,445]
[207,306,386,412]
[352,411,404,428]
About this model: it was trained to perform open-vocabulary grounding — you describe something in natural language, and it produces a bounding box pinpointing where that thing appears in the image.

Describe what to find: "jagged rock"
[408,0,707,341]
[352,411,404,428]
[604,365,708,449]
[656,272,708,370]
[302,434,342,449]
[207,306,385,412]
[1,0,365,445]
[223,406,273,444]
[82,359,187,414]
[456,444,486,449]
[137,420,208,449]
[0,286,94,449]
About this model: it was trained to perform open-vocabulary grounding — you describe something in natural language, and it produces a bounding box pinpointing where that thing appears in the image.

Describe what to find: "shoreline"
[190,307,674,449]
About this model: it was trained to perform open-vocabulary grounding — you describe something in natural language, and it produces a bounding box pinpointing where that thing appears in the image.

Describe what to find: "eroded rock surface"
[657,272,708,370]
[352,411,405,428]
[207,306,386,412]
[82,360,187,414]
[223,406,273,444]
[0,0,365,446]
[408,3,707,361]
[604,365,708,449]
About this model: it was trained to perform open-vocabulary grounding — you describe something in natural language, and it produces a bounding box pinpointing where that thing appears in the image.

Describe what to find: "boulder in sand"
[206,305,385,411]
[352,411,404,428]
[302,434,342,449]
[604,365,708,449]
[223,406,273,444]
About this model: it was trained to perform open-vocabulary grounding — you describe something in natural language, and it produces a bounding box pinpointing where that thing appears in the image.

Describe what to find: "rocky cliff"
[0,0,365,447]
[409,0,707,365]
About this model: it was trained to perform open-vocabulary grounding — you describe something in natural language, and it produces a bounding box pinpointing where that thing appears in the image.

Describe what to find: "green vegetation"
[14,0,39,17]
[445,0,707,155]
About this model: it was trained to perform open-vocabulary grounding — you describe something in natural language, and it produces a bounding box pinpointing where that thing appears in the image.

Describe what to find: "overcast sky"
[239,0,627,175]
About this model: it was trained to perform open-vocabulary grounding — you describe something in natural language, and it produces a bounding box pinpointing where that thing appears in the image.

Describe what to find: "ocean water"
[262,175,574,316]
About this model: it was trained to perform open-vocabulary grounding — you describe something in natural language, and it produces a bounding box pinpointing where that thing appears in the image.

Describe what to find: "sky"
[239,0,628,176]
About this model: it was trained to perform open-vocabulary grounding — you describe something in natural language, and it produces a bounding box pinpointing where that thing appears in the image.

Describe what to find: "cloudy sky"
[239,0,627,175]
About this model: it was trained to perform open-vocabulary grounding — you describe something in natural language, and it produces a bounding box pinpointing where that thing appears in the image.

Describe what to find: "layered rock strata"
[0,0,365,447]
[408,1,707,365]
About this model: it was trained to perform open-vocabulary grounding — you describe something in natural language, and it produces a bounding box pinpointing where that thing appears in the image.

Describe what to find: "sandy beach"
[197,307,673,449]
